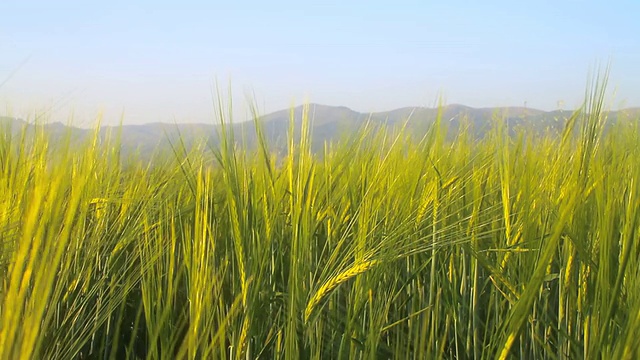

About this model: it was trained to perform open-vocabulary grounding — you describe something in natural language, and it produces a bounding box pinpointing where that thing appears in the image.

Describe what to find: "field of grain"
[1,79,640,359]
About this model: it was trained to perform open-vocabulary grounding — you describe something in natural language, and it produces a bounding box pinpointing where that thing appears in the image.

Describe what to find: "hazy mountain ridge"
[2,104,639,158]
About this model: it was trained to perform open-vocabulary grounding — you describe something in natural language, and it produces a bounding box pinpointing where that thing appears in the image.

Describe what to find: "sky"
[0,0,638,126]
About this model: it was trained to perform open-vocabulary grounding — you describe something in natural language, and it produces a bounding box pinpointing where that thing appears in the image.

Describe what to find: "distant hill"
[1,104,639,159]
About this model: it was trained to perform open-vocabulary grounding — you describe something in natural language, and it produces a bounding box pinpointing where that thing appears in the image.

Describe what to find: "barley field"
[1,78,640,359]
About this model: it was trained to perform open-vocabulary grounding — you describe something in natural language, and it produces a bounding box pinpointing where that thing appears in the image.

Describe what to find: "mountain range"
[2,104,639,159]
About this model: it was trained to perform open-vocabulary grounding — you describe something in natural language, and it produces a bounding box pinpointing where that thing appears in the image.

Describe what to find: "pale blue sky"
[0,0,638,125]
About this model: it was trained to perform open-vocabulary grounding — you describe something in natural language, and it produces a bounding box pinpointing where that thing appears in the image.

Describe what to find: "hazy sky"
[0,0,638,125]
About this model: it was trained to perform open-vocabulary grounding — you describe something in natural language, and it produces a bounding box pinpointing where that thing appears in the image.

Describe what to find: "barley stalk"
[305,259,379,322]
